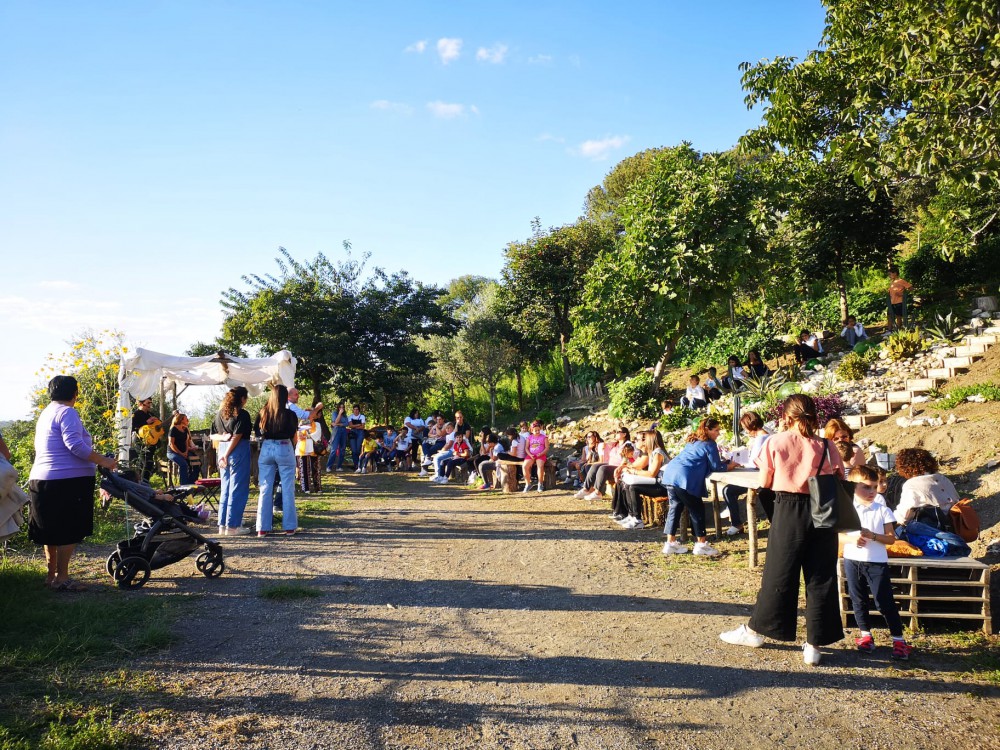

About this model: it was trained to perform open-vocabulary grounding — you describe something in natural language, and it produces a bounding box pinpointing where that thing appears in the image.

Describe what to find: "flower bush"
[766,394,844,426]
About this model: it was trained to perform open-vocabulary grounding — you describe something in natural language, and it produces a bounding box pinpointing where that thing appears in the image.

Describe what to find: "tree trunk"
[834,243,849,326]
[489,386,497,429]
[651,325,688,391]
[515,366,524,412]
[310,374,323,406]
[560,333,572,392]
[448,383,456,415]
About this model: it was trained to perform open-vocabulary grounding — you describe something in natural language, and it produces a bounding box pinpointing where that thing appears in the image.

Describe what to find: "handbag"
[807,439,861,531]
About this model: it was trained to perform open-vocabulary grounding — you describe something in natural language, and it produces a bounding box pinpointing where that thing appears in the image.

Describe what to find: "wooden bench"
[838,557,992,634]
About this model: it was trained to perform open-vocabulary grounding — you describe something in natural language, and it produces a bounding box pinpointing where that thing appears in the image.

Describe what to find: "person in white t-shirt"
[840,316,869,347]
[840,465,913,660]
[680,375,708,409]
[403,409,426,468]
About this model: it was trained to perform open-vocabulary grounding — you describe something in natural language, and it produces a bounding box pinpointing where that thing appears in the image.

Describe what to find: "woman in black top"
[254,385,300,536]
[167,412,195,484]
[214,386,252,535]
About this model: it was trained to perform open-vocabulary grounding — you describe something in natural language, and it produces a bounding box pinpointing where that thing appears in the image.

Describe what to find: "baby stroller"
[99,468,225,589]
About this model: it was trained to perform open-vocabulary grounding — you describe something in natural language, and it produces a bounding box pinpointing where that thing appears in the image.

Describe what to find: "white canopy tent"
[116,348,296,458]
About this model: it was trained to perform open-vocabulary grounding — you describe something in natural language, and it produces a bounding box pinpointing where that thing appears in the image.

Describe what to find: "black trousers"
[625,481,669,520]
[748,491,844,646]
[843,559,905,637]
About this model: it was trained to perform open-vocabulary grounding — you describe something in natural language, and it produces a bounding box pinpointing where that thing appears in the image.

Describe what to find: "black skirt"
[28,475,96,546]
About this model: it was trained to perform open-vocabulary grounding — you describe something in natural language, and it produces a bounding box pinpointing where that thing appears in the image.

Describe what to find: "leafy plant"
[924,310,965,344]
[535,409,555,425]
[767,394,844,425]
[884,329,926,361]
[738,369,788,400]
[933,383,1000,409]
[658,405,699,432]
[607,372,661,421]
[836,352,869,381]
[673,324,782,369]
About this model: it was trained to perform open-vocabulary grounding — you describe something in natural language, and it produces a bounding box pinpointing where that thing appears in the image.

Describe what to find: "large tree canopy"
[740,0,1000,189]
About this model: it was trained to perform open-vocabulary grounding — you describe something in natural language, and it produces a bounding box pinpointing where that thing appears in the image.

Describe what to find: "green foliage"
[885,329,926,361]
[836,352,869,381]
[659,405,699,432]
[607,372,660,421]
[673,325,782,369]
[535,409,555,425]
[738,369,787,401]
[934,383,1000,410]
[924,310,965,344]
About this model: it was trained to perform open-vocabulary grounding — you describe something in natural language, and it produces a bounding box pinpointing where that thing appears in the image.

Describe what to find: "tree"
[584,148,664,230]
[221,247,453,409]
[781,157,902,323]
[501,218,611,389]
[739,1,1000,190]
[571,144,774,388]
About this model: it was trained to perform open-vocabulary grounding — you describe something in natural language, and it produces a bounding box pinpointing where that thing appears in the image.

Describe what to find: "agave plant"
[739,369,788,401]
[924,310,965,345]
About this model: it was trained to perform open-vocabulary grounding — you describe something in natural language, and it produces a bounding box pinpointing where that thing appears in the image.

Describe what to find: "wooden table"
[707,469,764,570]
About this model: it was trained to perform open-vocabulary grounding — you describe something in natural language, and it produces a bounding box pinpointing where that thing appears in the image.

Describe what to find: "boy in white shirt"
[680,375,707,409]
[840,465,913,660]
[840,316,869,347]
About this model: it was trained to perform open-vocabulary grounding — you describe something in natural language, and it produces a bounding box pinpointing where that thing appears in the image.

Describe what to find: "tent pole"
[159,377,166,423]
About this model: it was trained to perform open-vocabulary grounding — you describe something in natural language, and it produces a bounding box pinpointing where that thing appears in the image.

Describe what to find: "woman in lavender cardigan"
[28,375,117,591]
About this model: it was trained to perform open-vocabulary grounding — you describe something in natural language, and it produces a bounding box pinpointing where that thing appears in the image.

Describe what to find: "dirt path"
[133,474,1000,749]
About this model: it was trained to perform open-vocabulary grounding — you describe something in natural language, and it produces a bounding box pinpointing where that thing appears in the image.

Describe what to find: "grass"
[0,558,180,749]
[911,630,1000,686]
[258,581,322,601]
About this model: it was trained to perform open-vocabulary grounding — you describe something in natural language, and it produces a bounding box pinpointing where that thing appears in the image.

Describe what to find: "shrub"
[535,409,555,425]
[658,405,699,432]
[739,369,788,401]
[673,325,782,369]
[885,329,926,361]
[933,383,1000,409]
[766,395,844,426]
[607,372,660,421]
[836,352,869,381]
[924,310,965,344]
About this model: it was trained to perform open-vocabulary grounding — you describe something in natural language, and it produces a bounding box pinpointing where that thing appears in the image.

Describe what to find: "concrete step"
[942,356,976,369]
[906,378,943,392]
[844,413,889,430]
[887,390,915,405]
[954,344,988,357]
[983,326,1000,335]
[966,335,997,346]
[865,401,892,415]
[926,367,960,379]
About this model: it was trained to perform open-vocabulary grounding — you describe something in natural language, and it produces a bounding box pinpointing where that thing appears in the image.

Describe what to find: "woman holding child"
[720,394,845,665]
[617,429,671,530]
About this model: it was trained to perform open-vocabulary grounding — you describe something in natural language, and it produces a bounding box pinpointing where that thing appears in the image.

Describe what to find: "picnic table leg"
[710,481,723,542]
[747,488,759,570]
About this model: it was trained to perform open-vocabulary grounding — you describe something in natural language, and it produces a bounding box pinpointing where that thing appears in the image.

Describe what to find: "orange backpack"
[950,499,979,543]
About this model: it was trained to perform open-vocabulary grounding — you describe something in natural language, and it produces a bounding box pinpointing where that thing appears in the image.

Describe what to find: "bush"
[658,405,699,432]
[885,329,926,361]
[608,372,660,421]
[535,409,555,425]
[934,382,1000,409]
[836,352,869,381]
[673,325,782,369]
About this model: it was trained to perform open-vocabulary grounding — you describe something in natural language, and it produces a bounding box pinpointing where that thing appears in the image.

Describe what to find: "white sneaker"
[228,526,252,536]
[720,507,731,520]
[693,541,719,557]
[537,486,545,493]
[803,644,822,666]
[218,525,227,536]
[608,513,624,520]
[618,516,641,528]
[418,469,428,477]
[522,483,535,492]
[324,468,333,474]
[726,525,741,536]
[719,624,765,648]
[468,476,478,486]
[354,468,362,474]
[573,488,588,499]
[336,467,344,472]
[584,491,602,501]
[662,540,689,555]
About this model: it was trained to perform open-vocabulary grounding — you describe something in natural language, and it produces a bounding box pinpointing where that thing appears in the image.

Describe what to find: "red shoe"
[855,635,875,653]
[891,641,913,660]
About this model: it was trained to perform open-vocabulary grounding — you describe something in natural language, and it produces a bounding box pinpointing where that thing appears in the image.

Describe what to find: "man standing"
[131,397,158,481]
[286,388,322,421]
[887,266,913,331]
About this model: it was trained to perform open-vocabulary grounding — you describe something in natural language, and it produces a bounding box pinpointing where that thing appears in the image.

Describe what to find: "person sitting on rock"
[792,330,823,364]
[841,316,869,347]
[704,367,723,401]
[745,350,771,378]
[680,375,708,409]
[720,355,746,391]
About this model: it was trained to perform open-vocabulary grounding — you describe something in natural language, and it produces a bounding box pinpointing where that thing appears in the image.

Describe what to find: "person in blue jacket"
[660,417,738,557]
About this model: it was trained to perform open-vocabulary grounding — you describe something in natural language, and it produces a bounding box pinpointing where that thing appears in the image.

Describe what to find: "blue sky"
[0,1,826,420]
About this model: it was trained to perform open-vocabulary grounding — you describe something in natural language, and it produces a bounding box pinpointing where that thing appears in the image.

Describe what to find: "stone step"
[925,367,960,380]
[865,401,892,415]
[887,390,915,405]
[966,335,997,346]
[954,344,988,357]
[942,356,976,369]
[844,413,889,430]
[983,326,1000,335]
[906,377,943,392]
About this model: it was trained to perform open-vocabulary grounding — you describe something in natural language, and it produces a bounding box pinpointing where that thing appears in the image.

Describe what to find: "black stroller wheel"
[114,556,151,589]
[195,550,225,578]
[106,551,122,577]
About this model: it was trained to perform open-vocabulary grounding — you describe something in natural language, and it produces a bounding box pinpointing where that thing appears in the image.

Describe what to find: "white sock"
[860,631,873,638]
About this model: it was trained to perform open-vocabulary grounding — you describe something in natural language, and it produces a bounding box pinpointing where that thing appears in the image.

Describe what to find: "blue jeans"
[722,484,744,526]
[256,440,297,532]
[166,451,190,485]
[432,449,454,477]
[326,428,347,470]
[665,485,707,538]
[347,430,363,467]
[219,439,251,529]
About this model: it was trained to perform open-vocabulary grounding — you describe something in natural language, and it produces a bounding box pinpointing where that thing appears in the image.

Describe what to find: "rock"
[987,459,999,469]
[966,394,987,403]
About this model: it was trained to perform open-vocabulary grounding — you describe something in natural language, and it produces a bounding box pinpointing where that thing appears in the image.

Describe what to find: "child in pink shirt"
[522,420,549,493]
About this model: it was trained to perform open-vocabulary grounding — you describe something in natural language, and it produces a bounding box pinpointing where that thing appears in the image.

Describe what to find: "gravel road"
[133,473,1000,749]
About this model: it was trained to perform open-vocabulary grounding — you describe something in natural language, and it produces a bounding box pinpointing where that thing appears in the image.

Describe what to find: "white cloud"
[370,99,413,115]
[36,280,81,290]
[426,101,479,119]
[436,37,462,64]
[528,54,553,64]
[404,40,427,53]
[574,135,630,160]
[476,43,508,64]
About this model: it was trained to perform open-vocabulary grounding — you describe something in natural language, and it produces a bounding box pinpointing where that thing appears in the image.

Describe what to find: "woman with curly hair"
[892,448,959,526]
[660,418,735,556]
[214,386,252,535]
[719,394,846,666]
